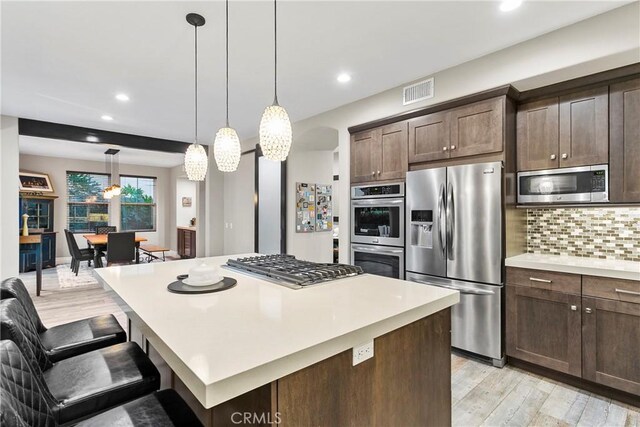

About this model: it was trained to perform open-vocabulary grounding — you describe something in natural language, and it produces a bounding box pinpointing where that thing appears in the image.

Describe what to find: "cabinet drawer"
[506,267,581,294]
[583,276,640,303]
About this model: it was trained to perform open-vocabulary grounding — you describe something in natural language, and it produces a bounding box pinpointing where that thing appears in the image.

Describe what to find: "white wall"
[287,150,335,263]
[223,153,255,255]
[19,153,173,260]
[176,178,197,227]
[238,3,640,264]
[1,116,20,278]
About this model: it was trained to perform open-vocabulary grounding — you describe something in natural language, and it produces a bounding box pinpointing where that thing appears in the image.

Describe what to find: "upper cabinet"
[610,78,640,203]
[449,97,504,158]
[350,122,408,184]
[517,98,559,171]
[407,97,504,164]
[558,87,609,168]
[517,86,609,172]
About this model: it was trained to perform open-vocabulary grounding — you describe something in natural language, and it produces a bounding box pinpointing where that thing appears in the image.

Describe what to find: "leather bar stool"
[0,277,126,362]
[0,340,203,427]
[0,299,160,425]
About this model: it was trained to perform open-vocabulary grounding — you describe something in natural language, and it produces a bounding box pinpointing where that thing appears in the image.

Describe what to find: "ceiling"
[2,1,629,146]
[19,136,185,168]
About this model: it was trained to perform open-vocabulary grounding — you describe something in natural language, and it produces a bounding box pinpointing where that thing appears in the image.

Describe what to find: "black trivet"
[167,277,237,294]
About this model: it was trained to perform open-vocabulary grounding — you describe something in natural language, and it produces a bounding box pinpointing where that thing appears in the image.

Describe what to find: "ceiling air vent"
[403,78,434,105]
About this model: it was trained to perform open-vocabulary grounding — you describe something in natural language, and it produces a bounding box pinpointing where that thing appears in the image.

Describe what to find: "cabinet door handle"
[585,308,592,314]
[377,170,381,176]
[529,277,552,283]
[450,145,456,150]
[371,171,375,176]
[561,153,568,159]
[442,146,448,151]
[615,288,640,296]
[550,154,556,160]
[570,305,577,311]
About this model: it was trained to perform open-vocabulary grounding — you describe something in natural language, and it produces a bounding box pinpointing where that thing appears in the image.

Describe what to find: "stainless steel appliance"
[351,183,404,247]
[351,183,405,279]
[351,244,404,280]
[226,255,363,290]
[406,162,504,366]
[517,164,608,204]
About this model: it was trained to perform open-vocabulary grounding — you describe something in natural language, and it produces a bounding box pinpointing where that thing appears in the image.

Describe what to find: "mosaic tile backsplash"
[527,208,640,262]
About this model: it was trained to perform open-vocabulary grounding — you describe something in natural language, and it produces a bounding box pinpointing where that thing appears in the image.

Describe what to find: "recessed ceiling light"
[101,115,113,121]
[499,0,522,12]
[337,73,352,83]
[86,136,99,142]
[115,93,130,102]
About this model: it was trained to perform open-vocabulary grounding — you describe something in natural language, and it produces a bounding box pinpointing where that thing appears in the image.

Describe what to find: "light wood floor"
[16,267,640,427]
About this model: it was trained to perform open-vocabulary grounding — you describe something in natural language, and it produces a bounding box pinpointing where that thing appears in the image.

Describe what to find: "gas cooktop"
[226,254,364,289]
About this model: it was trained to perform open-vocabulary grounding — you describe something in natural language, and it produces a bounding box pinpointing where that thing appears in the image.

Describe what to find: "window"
[121,176,156,231]
[67,172,110,233]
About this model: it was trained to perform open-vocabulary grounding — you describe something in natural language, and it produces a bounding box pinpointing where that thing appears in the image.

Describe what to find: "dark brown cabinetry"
[507,267,640,398]
[450,97,504,158]
[559,87,609,167]
[350,122,408,184]
[517,98,559,171]
[610,78,640,203]
[506,268,582,377]
[407,97,504,165]
[177,227,196,258]
[516,86,609,172]
[582,276,640,396]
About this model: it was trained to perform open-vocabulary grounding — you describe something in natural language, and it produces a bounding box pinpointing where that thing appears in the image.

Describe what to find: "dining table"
[83,234,148,268]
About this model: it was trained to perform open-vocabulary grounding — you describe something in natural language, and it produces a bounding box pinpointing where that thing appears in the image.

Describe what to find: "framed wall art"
[19,171,54,193]
[295,182,315,233]
[315,184,333,232]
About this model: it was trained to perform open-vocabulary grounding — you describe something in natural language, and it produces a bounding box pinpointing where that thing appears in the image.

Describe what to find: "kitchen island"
[95,254,459,426]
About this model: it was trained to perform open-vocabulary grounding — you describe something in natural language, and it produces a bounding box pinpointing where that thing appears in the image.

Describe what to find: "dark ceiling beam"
[18,118,207,154]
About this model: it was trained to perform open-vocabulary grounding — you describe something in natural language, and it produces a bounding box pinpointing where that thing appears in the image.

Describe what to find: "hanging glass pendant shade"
[259,0,292,161]
[184,13,208,181]
[214,0,241,172]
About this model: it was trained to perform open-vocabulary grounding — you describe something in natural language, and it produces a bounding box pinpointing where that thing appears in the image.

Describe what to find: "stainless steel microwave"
[517,165,608,204]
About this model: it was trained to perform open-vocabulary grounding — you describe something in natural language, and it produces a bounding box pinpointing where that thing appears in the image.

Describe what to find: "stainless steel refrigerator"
[405,161,504,366]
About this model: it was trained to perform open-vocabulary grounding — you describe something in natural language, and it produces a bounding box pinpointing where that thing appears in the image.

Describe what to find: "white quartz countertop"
[506,253,640,281]
[95,254,459,408]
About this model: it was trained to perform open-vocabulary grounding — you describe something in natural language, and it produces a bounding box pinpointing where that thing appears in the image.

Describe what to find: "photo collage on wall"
[296,183,316,233]
[296,182,332,233]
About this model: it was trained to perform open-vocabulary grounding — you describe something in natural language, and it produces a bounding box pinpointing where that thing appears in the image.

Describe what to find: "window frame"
[119,174,157,232]
[66,171,111,234]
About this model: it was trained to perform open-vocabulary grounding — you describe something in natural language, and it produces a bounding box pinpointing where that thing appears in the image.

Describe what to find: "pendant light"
[184,13,208,181]
[103,149,121,199]
[213,0,241,172]
[259,0,292,162]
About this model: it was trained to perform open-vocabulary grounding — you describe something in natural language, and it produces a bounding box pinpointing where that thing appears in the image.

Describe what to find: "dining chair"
[64,229,93,275]
[106,232,136,266]
[95,225,117,234]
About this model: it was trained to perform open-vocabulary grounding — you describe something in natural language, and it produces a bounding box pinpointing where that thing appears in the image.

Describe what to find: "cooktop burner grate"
[226,254,364,288]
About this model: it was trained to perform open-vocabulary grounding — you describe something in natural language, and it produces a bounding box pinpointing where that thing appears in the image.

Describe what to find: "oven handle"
[351,198,404,207]
[408,278,495,295]
[351,245,404,256]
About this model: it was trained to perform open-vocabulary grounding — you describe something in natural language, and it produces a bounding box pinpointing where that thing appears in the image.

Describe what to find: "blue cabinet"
[19,195,57,272]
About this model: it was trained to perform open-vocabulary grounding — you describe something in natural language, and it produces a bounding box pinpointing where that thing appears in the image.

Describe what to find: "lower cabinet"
[506,285,582,377]
[19,232,56,272]
[506,267,640,397]
[177,228,196,258]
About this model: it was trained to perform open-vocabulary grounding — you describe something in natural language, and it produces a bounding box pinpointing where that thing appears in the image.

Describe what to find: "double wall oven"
[351,183,405,280]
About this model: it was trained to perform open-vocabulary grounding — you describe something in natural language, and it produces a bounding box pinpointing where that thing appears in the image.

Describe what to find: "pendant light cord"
[194,24,199,144]
[226,0,229,126]
[273,0,278,105]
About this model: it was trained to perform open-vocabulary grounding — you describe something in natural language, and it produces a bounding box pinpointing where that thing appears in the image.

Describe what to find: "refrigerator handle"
[438,184,446,256]
[446,182,454,260]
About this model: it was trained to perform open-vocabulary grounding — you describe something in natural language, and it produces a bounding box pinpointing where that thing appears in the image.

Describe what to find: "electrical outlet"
[352,340,374,366]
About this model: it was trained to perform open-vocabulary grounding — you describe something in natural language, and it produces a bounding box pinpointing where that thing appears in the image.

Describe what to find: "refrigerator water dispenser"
[410,210,433,248]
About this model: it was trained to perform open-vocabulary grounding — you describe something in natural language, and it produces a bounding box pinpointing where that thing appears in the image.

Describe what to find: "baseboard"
[508,357,640,408]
